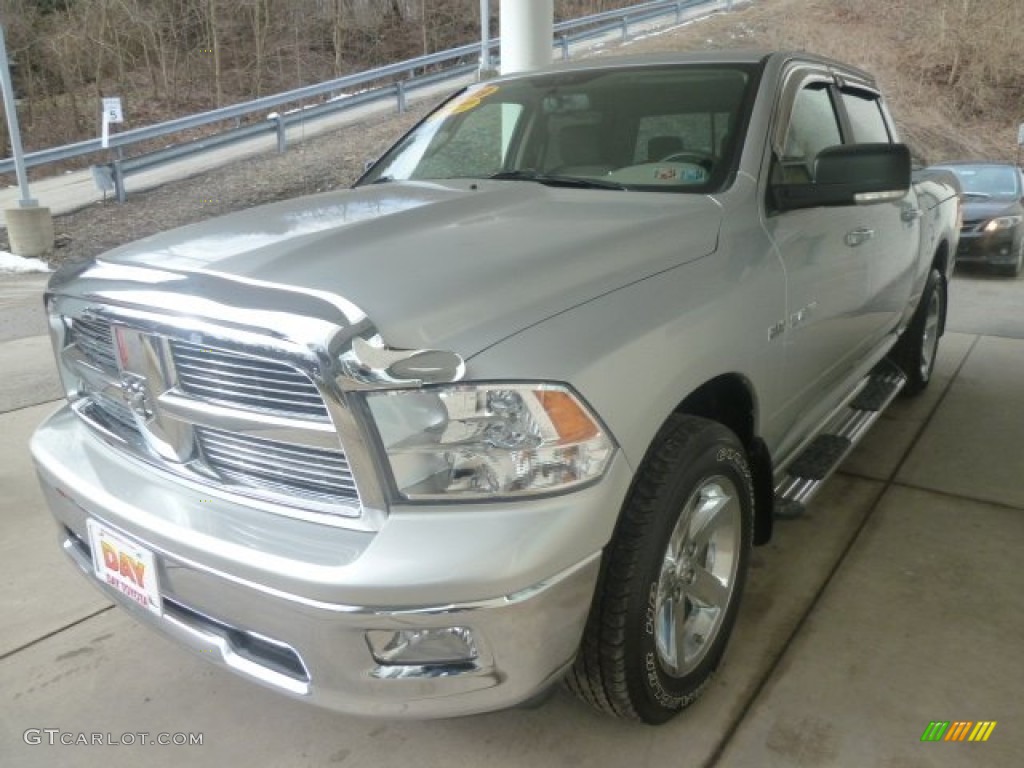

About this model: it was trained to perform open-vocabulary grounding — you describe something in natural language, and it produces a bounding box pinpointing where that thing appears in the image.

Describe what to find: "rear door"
[763,66,875,433]
[836,85,920,349]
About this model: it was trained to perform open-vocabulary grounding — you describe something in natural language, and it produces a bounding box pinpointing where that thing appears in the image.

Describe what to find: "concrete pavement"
[0,270,1021,767]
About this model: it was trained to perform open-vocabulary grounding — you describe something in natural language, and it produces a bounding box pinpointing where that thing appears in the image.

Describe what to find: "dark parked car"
[930,162,1024,276]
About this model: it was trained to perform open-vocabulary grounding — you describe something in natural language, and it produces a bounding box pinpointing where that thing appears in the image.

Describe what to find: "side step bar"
[774,361,907,519]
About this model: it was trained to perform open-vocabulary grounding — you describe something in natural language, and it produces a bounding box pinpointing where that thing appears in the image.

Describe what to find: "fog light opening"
[366,627,478,666]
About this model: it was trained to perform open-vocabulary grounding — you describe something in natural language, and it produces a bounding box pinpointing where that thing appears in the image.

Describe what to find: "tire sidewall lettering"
[639,437,752,713]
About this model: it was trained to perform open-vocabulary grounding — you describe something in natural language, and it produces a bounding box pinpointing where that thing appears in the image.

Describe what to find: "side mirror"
[773,143,911,211]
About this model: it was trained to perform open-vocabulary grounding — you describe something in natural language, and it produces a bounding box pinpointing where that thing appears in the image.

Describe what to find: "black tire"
[890,267,945,397]
[1002,241,1023,277]
[566,415,753,724]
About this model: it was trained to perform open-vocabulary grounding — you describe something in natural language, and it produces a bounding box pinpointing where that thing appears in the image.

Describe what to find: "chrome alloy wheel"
[653,475,742,677]
[920,286,942,381]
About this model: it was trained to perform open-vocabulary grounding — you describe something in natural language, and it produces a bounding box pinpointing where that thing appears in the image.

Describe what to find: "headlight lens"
[983,215,1022,232]
[365,383,615,500]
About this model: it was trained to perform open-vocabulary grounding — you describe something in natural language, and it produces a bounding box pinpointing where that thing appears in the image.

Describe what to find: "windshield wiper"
[489,170,627,190]
[962,191,992,200]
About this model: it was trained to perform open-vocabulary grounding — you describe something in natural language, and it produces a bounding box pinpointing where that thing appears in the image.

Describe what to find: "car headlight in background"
[365,383,615,501]
[983,215,1022,232]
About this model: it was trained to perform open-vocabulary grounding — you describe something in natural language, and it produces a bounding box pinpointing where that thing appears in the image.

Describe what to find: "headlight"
[983,215,1022,232]
[365,383,615,500]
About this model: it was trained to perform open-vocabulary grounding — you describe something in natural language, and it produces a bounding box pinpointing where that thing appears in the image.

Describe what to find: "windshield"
[358,64,759,193]
[941,164,1022,200]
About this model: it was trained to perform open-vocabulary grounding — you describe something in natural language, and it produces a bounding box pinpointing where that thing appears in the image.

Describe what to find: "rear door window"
[841,91,891,143]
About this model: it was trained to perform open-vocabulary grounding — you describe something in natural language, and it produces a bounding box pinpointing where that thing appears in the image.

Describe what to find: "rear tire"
[566,415,753,723]
[890,267,945,397]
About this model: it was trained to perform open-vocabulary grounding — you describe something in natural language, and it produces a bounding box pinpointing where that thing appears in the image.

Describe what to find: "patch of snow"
[0,250,52,274]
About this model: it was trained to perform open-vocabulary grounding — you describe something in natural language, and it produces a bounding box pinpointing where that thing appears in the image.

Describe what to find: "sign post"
[1016,122,1024,169]
[101,96,124,149]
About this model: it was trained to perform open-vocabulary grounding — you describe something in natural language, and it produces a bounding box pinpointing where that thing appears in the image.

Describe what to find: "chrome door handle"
[844,228,875,247]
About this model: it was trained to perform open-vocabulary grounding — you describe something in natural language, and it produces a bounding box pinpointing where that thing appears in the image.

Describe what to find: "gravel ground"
[37,101,434,266]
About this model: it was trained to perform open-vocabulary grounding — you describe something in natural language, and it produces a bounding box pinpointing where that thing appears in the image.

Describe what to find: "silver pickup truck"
[32,51,960,724]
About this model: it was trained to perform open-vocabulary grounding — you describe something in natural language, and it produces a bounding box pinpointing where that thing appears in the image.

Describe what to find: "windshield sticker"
[430,84,501,122]
[653,166,708,182]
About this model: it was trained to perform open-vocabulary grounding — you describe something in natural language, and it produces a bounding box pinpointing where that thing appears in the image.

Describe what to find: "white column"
[479,0,492,76]
[499,0,554,75]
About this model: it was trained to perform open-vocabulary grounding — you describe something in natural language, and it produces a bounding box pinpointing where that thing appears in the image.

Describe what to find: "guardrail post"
[113,154,126,204]
[621,16,629,40]
[396,81,407,113]
[558,34,570,60]
[267,112,286,154]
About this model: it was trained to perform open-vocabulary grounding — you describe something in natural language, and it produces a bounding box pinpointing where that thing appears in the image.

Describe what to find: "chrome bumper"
[31,406,626,718]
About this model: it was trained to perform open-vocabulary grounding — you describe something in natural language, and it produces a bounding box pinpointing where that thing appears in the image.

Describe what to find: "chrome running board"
[774,361,906,519]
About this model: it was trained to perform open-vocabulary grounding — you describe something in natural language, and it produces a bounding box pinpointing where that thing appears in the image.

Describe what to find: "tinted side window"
[779,84,842,182]
[841,91,890,143]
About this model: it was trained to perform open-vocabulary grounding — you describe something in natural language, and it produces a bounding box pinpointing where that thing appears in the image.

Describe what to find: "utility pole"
[479,0,494,79]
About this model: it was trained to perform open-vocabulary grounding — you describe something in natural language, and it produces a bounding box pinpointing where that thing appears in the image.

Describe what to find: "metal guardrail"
[0,0,732,201]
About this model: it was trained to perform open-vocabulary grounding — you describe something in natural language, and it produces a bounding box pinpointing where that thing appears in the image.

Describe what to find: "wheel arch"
[670,374,774,545]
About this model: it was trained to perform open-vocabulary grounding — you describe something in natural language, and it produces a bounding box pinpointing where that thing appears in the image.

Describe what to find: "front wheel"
[890,267,945,396]
[1002,240,1024,277]
[566,416,753,723]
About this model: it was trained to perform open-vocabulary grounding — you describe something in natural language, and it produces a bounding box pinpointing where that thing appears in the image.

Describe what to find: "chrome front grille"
[91,391,140,435]
[58,311,361,518]
[197,427,358,501]
[70,316,118,372]
[171,340,328,419]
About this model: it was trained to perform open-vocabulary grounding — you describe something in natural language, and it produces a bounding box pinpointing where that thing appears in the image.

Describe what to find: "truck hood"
[91,181,721,357]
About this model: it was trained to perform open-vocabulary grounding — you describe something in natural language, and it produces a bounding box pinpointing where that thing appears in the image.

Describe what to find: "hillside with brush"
[622,0,1024,164]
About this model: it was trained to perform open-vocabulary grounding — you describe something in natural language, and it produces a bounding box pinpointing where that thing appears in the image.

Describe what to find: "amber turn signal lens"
[538,390,599,443]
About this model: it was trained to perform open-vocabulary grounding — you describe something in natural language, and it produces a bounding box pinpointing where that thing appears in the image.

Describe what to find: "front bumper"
[32,405,630,718]
[956,229,1021,266]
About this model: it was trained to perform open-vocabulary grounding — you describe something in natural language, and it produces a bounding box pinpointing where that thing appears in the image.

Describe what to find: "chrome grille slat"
[195,428,350,466]
[202,442,354,485]
[178,378,324,404]
[71,317,118,373]
[174,386,327,415]
[88,395,140,436]
[205,455,358,495]
[173,360,320,391]
[171,340,328,419]
[199,427,358,500]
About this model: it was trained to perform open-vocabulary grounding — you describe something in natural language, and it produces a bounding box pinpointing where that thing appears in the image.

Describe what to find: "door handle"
[844,228,875,247]
[901,207,923,222]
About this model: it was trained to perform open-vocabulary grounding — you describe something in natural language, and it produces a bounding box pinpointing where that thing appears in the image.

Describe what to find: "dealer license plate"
[86,519,162,617]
